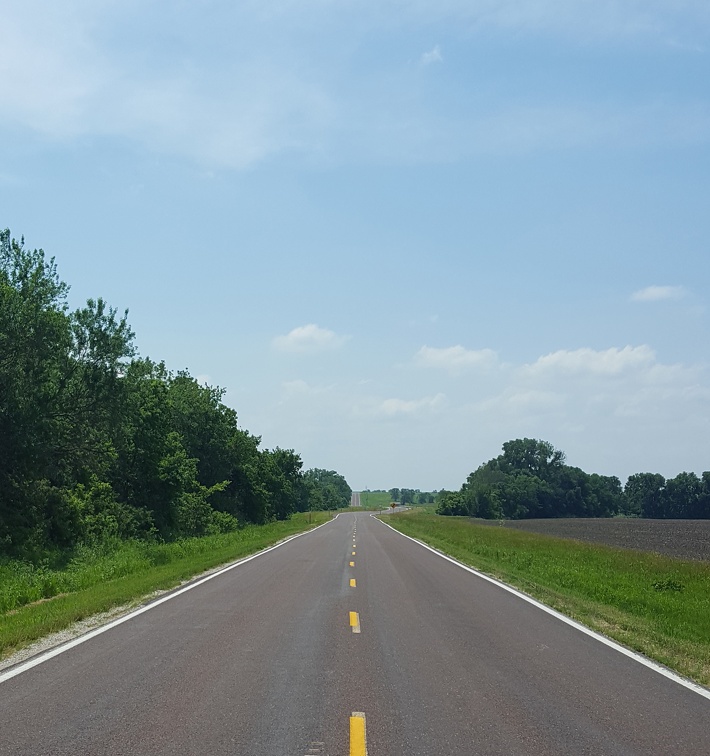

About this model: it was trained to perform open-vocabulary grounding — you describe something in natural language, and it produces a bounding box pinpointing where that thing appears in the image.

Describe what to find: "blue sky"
[2,0,709,491]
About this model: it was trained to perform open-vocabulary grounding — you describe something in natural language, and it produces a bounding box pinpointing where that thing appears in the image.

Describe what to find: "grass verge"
[385,511,710,687]
[0,511,331,661]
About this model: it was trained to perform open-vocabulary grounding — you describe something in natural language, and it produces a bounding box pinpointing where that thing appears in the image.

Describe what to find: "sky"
[2,0,709,492]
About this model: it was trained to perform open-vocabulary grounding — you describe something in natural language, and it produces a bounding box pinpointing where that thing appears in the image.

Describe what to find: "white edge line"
[0,517,336,685]
[372,514,710,701]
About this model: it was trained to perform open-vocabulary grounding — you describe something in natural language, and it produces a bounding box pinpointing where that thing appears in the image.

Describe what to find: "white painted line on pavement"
[0,517,337,685]
[373,515,710,701]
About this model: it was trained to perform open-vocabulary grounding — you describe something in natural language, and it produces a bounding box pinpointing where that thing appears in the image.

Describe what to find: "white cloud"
[273,324,348,354]
[238,340,709,489]
[378,393,446,417]
[2,2,708,170]
[522,346,656,377]
[631,285,686,302]
[415,345,499,372]
[420,45,442,66]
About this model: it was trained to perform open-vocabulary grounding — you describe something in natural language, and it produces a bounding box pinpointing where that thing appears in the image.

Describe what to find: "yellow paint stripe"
[350,712,367,756]
[350,578,356,588]
[352,551,356,555]
[349,561,355,567]
[349,611,361,633]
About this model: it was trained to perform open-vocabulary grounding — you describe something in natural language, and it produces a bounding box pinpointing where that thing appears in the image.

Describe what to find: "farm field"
[490,518,710,561]
[357,491,393,509]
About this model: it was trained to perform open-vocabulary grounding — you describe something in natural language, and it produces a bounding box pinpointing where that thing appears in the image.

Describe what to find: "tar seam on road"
[373,514,710,701]
[350,712,368,756]
[0,517,337,686]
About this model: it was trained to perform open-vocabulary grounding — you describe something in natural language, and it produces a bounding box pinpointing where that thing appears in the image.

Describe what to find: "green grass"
[357,491,394,510]
[385,511,710,687]
[0,512,331,661]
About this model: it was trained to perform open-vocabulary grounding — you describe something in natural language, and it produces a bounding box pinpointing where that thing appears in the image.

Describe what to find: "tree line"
[0,229,351,560]
[436,438,710,520]
[388,488,436,505]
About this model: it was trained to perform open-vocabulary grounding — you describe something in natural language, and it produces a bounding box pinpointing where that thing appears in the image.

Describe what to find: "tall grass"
[0,512,330,660]
[386,512,710,686]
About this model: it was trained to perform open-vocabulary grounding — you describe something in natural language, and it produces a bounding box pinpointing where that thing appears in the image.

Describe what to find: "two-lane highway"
[2,512,709,754]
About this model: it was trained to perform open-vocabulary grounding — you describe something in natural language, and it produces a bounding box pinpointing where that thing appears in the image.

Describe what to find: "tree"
[663,472,704,519]
[435,490,467,516]
[499,438,565,482]
[304,469,352,511]
[442,439,625,521]
[400,488,415,505]
[624,473,666,518]
[0,233,135,552]
[0,228,356,558]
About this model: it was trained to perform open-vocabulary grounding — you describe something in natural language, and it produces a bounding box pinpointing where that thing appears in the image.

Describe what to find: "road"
[2,512,709,755]
[350,491,361,507]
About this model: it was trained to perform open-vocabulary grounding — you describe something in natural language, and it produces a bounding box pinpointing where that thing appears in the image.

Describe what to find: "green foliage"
[303,468,352,511]
[440,438,640,520]
[383,488,435,506]
[0,228,351,563]
[442,438,708,522]
[624,471,710,519]
[653,578,684,593]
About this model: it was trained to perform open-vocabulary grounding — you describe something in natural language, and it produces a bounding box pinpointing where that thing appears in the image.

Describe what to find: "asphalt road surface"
[2,512,709,755]
[350,492,361,507]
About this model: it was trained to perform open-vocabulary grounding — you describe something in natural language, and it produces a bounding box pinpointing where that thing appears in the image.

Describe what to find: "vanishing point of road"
[2,510,708,754]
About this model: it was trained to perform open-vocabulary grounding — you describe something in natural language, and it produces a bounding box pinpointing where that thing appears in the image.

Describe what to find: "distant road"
[2,513,709,754]
[350,491,361,507]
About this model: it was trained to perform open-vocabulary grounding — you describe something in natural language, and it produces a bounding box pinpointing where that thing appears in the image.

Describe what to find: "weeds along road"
[2,512,709,755]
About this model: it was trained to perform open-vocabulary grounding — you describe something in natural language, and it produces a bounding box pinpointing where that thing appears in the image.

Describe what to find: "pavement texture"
[1,512,709,755]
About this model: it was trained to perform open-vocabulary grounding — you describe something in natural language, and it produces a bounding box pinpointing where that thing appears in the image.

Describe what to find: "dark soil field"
[488,518,710,561]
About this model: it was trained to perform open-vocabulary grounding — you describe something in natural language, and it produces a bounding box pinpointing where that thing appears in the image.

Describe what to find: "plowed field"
[494,518,710,561]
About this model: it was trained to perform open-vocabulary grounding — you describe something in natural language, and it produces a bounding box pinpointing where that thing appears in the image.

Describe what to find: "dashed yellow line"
[350,712,367,756]
[352,551,356,556]
[349,611,361,633]
[349,561,355,567]
[350,578,356,588]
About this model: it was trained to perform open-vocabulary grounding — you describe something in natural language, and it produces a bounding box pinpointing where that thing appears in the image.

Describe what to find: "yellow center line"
[352,551,356,555]
[349,611,361,633]
[350,712,367,756]
[350,578,356,588]
[349,561,355,567]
